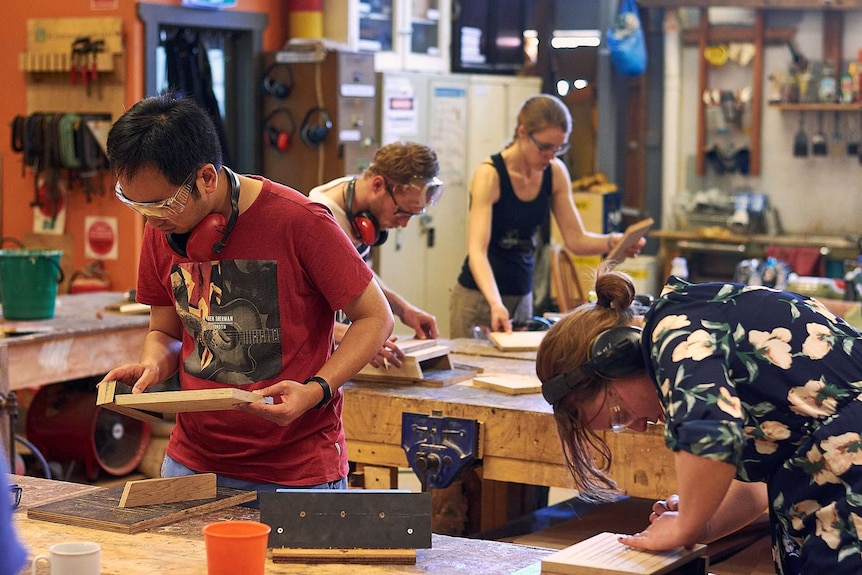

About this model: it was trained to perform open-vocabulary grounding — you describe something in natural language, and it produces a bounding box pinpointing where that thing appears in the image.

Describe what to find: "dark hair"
[106,93,223,187]
[367,141,440,186]
[535,262,637,502]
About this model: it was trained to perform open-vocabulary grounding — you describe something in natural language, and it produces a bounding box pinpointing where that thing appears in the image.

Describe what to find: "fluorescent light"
[550,29,602,49]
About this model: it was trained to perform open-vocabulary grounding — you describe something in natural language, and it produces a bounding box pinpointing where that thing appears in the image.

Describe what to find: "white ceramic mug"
[31,541,101,575]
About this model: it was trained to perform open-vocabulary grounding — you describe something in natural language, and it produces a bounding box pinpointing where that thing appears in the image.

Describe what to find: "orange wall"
[1,0,288,292]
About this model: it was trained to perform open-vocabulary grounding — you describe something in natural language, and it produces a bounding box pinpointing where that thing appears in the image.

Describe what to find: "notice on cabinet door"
[383,77,419,137]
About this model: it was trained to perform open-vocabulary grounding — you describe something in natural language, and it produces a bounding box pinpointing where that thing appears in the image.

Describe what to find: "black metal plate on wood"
[260,490,432,549]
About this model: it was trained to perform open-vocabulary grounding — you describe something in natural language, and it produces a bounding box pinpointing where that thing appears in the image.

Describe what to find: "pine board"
[97,380,271,422]
[27,485,257,534]
[487,331,547,352]
[472,373,543,395]
[272,548,417,564]
[119,474,217,508]
[541,532,706,575]
[605,218,654,265]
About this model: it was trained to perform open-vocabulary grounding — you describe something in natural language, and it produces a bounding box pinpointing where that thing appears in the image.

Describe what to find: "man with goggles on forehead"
[101,94,394,501]
[310,141,443,369]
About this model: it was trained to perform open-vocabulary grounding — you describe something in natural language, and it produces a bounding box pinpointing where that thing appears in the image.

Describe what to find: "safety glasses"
[115,169,197,218]
[585,385,637,434]
[529,133,570,156]
[383,176,444,217]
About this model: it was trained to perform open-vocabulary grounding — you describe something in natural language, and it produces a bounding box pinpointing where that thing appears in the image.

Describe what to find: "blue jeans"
[161,455,347,508]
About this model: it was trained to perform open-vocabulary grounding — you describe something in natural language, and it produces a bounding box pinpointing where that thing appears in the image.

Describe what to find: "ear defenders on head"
[300,107,332,148]
[345,178,388,247]
[261,62,294,100]
[263,108,297,153]
[541,326,645,405]
[166,166,241,261]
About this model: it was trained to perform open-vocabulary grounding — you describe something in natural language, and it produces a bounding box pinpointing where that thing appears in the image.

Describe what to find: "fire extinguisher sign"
[85,216,118,260]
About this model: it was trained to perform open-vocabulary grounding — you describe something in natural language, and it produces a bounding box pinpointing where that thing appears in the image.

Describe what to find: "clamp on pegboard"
[401,411,482,490]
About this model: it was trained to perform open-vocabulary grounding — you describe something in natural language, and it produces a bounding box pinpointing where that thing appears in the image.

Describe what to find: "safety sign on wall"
[85,216,118,260]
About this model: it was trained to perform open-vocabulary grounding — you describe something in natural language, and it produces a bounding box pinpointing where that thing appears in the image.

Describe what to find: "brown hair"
[366,141,439,186]
[512,94,573,141]
[535,262,637,502]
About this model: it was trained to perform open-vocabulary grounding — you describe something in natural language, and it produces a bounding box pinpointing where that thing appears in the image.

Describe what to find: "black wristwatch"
[304,376,332,409]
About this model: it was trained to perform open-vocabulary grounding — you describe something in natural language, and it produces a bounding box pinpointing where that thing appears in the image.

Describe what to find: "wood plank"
[488,331,547,352]
[118,474,217,508]
[540,532,706,575]
[605,218,654,265]
[27,485,257,534]
[272,548,416,564]
[472,373,543,395]
[97,380,271,421]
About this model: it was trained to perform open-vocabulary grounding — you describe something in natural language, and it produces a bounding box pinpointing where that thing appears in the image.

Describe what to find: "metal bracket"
[401,411,481,490]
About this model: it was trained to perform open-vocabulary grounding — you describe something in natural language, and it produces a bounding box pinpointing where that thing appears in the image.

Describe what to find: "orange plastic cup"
[202,520,271,575]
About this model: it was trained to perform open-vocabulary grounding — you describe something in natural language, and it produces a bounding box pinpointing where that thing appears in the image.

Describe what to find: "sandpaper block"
[97,380,272,422]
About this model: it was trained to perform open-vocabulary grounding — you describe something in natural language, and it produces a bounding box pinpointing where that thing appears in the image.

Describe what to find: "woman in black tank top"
[449,94,643,339]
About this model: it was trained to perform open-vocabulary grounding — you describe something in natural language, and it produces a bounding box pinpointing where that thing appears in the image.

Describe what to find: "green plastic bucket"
[0,249,64,320]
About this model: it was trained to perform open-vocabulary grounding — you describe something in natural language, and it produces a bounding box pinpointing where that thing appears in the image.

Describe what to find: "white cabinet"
[374,71,540,337]
[324,0,451,72]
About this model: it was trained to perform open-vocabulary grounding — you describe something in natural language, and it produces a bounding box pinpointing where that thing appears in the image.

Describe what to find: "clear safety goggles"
[115,169,196,218]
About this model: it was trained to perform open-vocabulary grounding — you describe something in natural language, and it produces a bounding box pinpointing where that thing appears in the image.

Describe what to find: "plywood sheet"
[488,331,547,352]
[541,532,706,575]
[27,485,256,534]
[472,373,542,395]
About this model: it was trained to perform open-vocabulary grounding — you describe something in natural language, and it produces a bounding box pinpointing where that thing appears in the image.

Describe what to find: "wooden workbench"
[0,292,149,458]
[11,474,552,575]
[343,338,677,533]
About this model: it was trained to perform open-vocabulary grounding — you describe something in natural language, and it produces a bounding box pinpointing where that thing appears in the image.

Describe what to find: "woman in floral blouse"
[536,263,862,574]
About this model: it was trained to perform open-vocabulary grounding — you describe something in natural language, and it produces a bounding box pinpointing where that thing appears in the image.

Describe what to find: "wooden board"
[353,343,478,385]
[605,218,654,265]
[118,474,217,508]
[27,485,256,534]
[97,380,271,422]
[487,331,547,352]
[272,548,417,564]
[541,532,706,575]
[472,373,542,395]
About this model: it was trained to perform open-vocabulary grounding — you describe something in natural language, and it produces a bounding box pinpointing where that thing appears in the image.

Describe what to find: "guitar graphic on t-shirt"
[197,298,281,374]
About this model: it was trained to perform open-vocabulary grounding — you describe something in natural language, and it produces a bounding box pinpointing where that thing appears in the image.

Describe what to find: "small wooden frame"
[472,373,542,395]
[118,474,217,508]
[353,341,478,386]
[541,532,707,575]
[487,331,547,352]
[97,380,271,422]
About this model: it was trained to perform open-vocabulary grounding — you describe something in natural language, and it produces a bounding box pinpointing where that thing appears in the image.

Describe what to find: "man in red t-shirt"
[101,95,393,495]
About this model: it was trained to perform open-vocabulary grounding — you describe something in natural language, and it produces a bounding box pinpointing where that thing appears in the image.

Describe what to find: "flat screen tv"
[451,0,528,74]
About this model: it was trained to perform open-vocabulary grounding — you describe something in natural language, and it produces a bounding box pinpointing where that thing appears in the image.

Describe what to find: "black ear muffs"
[541,326,645,405]
[263,108,296,153]
[300,107,332,148]
[166,167,241,261]
[261,62,294,100]
[345,179,388,247]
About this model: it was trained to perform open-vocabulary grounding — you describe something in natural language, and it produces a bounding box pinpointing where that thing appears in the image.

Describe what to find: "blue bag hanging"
[606,0,647,76]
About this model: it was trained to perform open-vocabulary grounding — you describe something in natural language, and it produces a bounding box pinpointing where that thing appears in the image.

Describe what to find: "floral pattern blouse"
[642,277,862,574]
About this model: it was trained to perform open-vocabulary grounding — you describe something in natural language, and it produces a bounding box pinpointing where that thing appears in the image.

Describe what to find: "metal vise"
[401,411,481,490]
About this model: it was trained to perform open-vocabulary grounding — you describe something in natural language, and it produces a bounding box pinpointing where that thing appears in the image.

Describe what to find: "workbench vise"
[401,411,481,490]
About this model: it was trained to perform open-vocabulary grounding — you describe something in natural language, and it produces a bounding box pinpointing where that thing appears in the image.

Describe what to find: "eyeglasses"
[10,484,22,510]
[383,176,444,218]
[115,169,197,218]
[586,385,637,434]
[528,133,570,156]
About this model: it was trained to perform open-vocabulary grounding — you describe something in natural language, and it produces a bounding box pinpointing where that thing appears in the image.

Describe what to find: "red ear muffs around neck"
[344,178,387,247]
